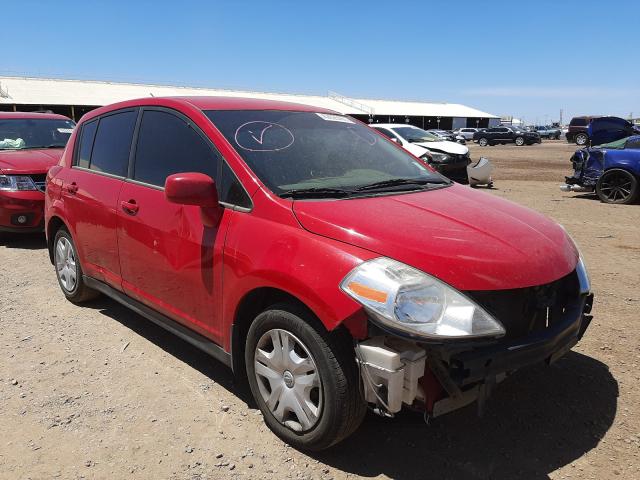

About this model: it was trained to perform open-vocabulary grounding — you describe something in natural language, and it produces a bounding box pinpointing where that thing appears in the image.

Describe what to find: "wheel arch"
[46,215,68,264]
[229,286,364,378]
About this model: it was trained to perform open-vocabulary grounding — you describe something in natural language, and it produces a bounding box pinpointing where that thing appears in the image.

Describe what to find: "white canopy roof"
[0,76,498,119]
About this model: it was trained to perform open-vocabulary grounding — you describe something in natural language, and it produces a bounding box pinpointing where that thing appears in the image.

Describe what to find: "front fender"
[221,209,376,350]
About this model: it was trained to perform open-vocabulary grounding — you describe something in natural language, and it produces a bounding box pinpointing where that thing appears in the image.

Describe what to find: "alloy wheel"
[55,237,78,292]
[598,171,634,203]
[253,328,322,432]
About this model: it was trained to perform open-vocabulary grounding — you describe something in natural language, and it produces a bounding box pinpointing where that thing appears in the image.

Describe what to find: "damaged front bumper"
[356,288,594,419]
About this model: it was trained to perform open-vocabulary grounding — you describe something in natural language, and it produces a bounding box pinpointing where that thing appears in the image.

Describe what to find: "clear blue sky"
[2,0,638,123]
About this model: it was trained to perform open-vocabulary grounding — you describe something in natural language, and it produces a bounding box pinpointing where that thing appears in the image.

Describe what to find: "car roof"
[80,96,338,123]
[0,111,72,121]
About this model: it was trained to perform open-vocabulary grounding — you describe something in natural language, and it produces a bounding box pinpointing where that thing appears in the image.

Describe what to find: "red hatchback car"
[45,97,593,450]
[0,112,74,233]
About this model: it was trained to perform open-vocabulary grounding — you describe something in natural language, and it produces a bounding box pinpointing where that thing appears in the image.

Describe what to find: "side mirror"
[391,137,401,144]
[165,172,220,227]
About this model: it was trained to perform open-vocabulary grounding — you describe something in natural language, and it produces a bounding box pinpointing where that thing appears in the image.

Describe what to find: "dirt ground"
[1,140,639,480]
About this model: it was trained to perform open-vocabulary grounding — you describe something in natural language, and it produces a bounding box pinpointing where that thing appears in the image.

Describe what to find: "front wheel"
[53,228,99,303]
[596,169,639,204]
[515,136,525,146]
[245,303,366,451]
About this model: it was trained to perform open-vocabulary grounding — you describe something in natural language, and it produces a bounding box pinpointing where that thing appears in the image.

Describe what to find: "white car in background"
[453,127,480,141]
[371,124,493,186]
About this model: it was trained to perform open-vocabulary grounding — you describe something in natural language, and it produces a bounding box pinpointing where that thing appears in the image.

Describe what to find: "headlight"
[340,257,505,340]
[427,152,451,163]
[0,175,37,191]
[576,256,590,294]
[560,227,591,294]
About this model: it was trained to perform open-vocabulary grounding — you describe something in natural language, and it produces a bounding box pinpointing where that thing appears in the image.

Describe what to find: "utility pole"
[560,108,563,126]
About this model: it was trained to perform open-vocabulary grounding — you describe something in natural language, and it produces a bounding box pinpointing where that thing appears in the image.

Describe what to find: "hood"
[413,140,468,155]
[293,185,577,291]
[0,148,63,175]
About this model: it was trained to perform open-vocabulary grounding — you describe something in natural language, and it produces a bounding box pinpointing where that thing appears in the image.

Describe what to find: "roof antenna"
[149,92,154,97]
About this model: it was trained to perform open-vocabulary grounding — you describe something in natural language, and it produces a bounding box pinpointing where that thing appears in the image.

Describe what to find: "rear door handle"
[120,199,139,215]
[66,182,78,194]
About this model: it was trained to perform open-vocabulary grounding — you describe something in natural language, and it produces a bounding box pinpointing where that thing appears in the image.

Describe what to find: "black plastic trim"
[84,276,231,367]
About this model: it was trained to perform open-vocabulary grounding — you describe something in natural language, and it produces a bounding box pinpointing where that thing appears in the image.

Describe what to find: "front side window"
[0,118,75,150]
[133,109,219,187]
[389,127,440,143]
[373,127,396,140]
[205,110,446,197]
[89,110,137,177]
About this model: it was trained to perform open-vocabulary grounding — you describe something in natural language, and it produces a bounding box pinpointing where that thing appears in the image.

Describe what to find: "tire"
[515,136,525,146]
[53,227,99,303]
[575,133,589,146]
[478,137,488,147]
[595,169,639,204]
[245,303,366,451]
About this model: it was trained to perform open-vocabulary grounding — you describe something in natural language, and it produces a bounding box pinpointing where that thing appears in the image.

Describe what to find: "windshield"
[390,126,440,143]
[205,110,447,197]
[0,118,75,150]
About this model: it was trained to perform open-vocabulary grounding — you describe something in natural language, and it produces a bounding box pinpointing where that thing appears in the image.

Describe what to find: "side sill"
[84,276,232,368]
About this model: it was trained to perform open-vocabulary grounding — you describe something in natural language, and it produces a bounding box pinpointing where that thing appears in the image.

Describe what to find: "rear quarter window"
[570,118,588,126]
[76,119,98,168]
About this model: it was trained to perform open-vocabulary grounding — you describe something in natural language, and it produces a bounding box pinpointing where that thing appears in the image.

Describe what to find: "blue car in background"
[562,135,640,204]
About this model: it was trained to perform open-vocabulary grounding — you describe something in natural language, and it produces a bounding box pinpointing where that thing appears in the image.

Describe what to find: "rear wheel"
[245,303,365,451]
[53,228,99,303]
[515,136,525,146]
[575,133,589,146]
[596,169,639,204]
[478,137,488,146]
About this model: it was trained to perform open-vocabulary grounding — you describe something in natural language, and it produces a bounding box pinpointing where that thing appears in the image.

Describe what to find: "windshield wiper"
[355,178,449,192]
[279,187,355,199]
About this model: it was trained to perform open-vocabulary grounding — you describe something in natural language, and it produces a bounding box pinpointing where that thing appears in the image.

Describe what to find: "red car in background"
[45,97,593,450]
[0,112,75,233]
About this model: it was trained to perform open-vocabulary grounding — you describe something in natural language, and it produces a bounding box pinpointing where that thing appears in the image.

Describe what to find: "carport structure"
[0,76,499,128]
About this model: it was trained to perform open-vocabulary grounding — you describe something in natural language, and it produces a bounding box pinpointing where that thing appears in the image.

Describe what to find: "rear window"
[89,110,137,177]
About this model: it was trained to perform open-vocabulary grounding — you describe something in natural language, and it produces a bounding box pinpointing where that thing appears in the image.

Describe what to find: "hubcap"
[55,237,78,292]
[254,329,322,432]
[600,174,632,202]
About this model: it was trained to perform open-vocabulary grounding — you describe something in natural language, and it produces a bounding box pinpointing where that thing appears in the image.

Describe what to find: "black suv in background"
[473,126,541,146]
[566,116,597,145]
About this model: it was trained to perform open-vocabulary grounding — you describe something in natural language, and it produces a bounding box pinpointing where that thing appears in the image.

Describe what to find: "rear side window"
[133,110,219,187]
[90,110,137,177]
[76,119,97,168]
[570,117,588,126]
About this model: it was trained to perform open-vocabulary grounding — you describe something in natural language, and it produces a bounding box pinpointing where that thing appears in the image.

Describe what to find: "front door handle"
[66,182,78,195]
[121,199,139,215]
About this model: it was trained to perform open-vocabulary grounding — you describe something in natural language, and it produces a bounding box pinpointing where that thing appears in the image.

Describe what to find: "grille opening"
[466,270,580,340]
